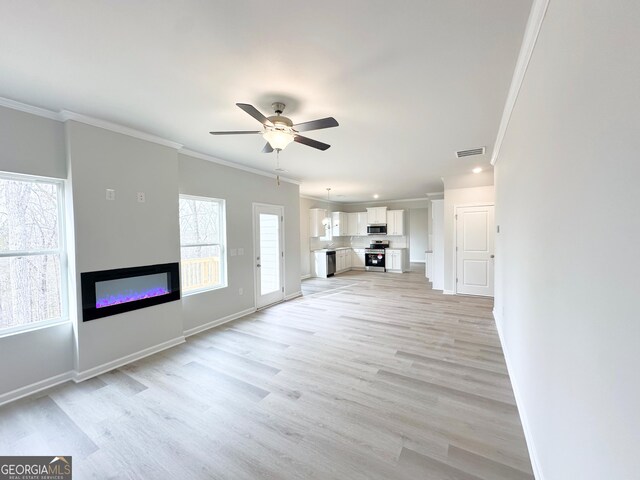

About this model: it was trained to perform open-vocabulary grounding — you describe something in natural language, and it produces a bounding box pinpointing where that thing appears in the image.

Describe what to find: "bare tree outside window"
[179,196,227,294]
[0,175,64,331]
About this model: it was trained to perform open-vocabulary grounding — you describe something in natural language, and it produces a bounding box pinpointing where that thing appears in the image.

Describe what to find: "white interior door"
[455,205,495,296]
[254,204,284,308]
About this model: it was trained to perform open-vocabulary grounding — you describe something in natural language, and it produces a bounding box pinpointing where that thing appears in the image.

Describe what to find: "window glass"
[179,196,226,294]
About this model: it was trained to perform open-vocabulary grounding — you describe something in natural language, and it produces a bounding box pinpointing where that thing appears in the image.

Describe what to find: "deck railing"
[181,257,220,292]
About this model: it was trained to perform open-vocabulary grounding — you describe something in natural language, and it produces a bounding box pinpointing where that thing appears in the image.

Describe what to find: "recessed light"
[472,167,482,174]
[373,194,379,199]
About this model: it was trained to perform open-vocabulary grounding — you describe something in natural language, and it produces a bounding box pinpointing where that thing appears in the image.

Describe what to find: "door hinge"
[281,286,284,292]
[455,214,458,220]
[456,246,458,251]
[281,215,284,221]
[456,278,458,282]
[281,251,284,258]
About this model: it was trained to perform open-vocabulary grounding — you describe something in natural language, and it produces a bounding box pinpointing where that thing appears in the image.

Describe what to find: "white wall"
[66,121,183,374]
[494,1,640,478]
[180,153,301,331]
[409,208,428,262]
[443,185,494,293]
[0,103,302,402]
[430,199,444,290]
[0,106,73,402]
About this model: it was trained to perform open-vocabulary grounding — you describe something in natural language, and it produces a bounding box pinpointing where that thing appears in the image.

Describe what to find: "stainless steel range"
[365,240,390,272]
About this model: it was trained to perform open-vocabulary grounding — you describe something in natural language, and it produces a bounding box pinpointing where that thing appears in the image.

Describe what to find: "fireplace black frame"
[81,262,180,322]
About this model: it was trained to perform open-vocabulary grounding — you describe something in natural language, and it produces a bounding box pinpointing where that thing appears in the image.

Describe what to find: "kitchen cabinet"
[386,249,408,273]
[367,207,387,225]
[346,212,359,236]
[386,210,405,235]
[336,249,352,272]
[311,251,328,277]
[352,248,366,269]
[357,212,368,235]
[309,208,329,237]
[332,212,348,237]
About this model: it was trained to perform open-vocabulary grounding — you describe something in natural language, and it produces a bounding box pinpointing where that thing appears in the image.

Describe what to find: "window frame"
[0,171,69,337]
[178,194,228,296]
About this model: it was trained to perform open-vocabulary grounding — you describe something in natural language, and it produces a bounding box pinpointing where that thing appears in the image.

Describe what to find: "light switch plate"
[137,192,145,203]
[106,189,115,201]
[230,249,237,256]
[238,248,244,256]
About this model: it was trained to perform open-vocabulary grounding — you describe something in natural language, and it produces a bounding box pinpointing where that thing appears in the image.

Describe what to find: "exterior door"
[254,204,284,308]
[455,205,495,296]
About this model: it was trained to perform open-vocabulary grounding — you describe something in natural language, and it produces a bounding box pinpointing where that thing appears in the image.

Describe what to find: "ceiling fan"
[210,102,339,152]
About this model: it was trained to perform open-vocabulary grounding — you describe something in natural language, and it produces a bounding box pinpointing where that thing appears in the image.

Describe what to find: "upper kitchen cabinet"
[367,207,387,224]
[309,208,329,237]
[387,210,405,235]
[346,212,359,236]
[332,211,348,237]
[357,212,368,235]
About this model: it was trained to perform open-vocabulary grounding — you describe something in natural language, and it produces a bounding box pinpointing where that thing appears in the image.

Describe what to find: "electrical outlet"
[238,287,243,295]
[106,189,115,201]
[137,192,145,203]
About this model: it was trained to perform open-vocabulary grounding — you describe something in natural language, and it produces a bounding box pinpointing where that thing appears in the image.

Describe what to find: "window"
[0,173,66,333]
[179,195,227,294]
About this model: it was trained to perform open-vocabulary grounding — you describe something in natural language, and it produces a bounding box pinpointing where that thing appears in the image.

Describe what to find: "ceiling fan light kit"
[210,102,338,152]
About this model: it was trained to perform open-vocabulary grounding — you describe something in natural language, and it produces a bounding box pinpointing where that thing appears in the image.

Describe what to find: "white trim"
[491,0,550,166]
[60,110,183,150]
[341,197,430,206]
[299,194,332,202]
[443,290,455,295]
[181,148,301,185]
[453,202,495,295]
[493,308,545,480]
[0,96,303,184]
[73,336,185,382]
[285,291,303,301]
[0,97,60,121]
[183,307,255,337]
[0,371,74,407]
[300,274,311,280]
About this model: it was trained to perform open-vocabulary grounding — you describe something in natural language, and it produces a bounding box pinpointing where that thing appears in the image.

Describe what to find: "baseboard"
[73,336,186,382]
[493,308,544,480]
[183,307,255,337]
[300,274,311,280]
[285,291,303,301]
[443,289,455,295]
[0,371,75,407]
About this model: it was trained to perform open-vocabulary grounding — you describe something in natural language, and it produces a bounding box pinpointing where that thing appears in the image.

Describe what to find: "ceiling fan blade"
[293,117,339,133]
[262,142,274,153]
[294,135,331,151]
[209,130,261,135]
[236,103,273,126]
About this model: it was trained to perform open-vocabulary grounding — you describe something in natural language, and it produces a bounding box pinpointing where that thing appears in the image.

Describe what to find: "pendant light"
[321,188,332,231]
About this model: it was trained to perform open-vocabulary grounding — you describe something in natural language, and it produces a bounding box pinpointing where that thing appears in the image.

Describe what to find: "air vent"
[456,147,486,158]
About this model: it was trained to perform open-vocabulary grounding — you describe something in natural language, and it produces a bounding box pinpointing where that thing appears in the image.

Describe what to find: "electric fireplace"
[81,263,180,321]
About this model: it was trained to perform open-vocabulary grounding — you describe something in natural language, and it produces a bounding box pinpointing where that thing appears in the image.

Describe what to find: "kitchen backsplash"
[310,235,408,250]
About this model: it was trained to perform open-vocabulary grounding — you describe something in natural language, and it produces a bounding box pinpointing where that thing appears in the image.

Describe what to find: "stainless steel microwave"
[367,224,387,235]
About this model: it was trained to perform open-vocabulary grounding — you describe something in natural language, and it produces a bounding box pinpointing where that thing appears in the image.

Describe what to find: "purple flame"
[96,287,170,308]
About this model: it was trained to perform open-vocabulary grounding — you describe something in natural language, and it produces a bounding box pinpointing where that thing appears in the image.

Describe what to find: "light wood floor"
[0,265,533,479]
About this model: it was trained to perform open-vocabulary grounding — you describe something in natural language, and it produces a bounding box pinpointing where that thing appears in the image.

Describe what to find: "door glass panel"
[259,213,280,295]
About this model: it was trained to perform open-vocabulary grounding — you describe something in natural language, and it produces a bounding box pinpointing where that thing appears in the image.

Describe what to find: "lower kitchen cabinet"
[352,248,365,269]
[386,249,408,273]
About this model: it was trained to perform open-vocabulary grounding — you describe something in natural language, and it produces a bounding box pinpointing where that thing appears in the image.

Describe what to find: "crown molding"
[0,97,60,121]
[345,197,430,206]
[491,0,550,166]
[299,194,333,203]
[179,148,301,185]
[0,95,304,183]
[60,110,184,150]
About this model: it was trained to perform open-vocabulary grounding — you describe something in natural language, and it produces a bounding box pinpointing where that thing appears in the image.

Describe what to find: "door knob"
[257,264,261,268]
[490,255,495,258]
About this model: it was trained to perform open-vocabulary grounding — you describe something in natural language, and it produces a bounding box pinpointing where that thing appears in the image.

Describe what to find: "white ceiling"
[0,0,531,203]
